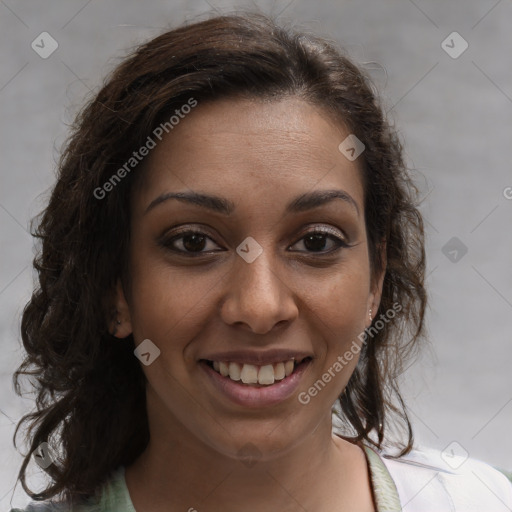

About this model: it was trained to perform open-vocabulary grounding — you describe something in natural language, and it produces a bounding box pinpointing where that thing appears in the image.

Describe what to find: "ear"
[108,278,133,338]
[365,240,387,329]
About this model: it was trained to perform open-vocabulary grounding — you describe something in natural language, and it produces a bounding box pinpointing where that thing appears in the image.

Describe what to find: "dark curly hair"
[12,11,427,504]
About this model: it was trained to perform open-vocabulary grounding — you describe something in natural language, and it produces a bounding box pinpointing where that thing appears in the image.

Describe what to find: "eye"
[160,229,223,255]
[289,227,350,254]
[159,226,351,257]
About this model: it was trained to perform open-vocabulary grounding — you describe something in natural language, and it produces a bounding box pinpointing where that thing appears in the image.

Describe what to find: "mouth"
[199,356,313,408]
[200,356,313,387]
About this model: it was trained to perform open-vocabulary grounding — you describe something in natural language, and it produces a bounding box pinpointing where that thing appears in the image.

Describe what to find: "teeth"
[209,358,305,386]
[219,361,229,377]
[258,364,275,385]
[274,362,285,380]
[284,360,294,377]
[228,362,241,381]
[240,364,258,384]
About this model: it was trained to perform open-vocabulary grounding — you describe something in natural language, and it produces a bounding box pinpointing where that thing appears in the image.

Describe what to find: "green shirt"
[9,445,512,511]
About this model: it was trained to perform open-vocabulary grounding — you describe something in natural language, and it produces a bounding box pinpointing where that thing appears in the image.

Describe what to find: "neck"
[125,393,370,512]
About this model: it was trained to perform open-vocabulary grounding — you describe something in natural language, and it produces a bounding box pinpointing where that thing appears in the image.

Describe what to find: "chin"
[198,415,315,465]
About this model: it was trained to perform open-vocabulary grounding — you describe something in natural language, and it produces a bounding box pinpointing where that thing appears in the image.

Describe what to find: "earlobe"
[366,240,387,327]
[365,288,382,330]
[109,279,133,338]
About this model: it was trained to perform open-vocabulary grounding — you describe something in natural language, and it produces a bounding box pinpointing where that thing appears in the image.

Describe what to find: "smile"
[199,357,313,408]
[203,357,312,386]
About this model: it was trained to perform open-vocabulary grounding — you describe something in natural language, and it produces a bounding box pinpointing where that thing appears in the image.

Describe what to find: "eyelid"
[159,223,351,255]
[287,225,351,254]
[293,224,348,243]
[162,224,347,244]
[158,226,223,254]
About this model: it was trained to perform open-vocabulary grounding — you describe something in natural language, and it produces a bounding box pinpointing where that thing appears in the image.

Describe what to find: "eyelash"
[159,226,351,257]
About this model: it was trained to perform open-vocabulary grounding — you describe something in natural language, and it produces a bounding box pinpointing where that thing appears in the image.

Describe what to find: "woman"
[10,12,512,512]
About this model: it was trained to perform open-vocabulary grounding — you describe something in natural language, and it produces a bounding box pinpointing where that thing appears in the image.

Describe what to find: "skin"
[111,96,386,512]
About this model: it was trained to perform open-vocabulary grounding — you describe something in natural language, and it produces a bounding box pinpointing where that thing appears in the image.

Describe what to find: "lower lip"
[200,359,312,408]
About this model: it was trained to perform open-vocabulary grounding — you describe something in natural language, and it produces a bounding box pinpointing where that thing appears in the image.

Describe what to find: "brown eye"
[303,233,331,252]
[160,230,223,255]
[290,228,350,254]
[181,233,207,252]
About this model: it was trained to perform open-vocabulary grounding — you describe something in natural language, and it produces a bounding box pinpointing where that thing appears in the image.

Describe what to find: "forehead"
[131,97,364,217]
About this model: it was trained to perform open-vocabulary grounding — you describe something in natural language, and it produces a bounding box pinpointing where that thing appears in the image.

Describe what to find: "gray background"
[1,0,511,509]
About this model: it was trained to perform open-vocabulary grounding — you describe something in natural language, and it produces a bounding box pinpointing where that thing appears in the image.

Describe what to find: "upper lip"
[199,349,313,366]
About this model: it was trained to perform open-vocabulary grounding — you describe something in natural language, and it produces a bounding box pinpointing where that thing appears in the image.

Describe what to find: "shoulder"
[8,502,100,512]
[8,467,130,512]
[378,444,512,511]
[9,505,69,512]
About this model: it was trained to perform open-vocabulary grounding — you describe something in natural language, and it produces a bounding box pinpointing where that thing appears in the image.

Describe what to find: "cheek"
[316,265,370,332]
[300,273,369,404]
[127,249,222,350]
[308,263,371,383]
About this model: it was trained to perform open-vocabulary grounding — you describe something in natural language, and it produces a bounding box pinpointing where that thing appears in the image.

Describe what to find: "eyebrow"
[144,189,360,217]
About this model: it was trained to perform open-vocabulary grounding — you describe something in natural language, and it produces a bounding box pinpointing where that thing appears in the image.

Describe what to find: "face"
[112,96,385,461]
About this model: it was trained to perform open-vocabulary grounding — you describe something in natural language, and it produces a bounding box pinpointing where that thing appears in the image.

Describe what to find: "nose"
[220,244,298,335]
